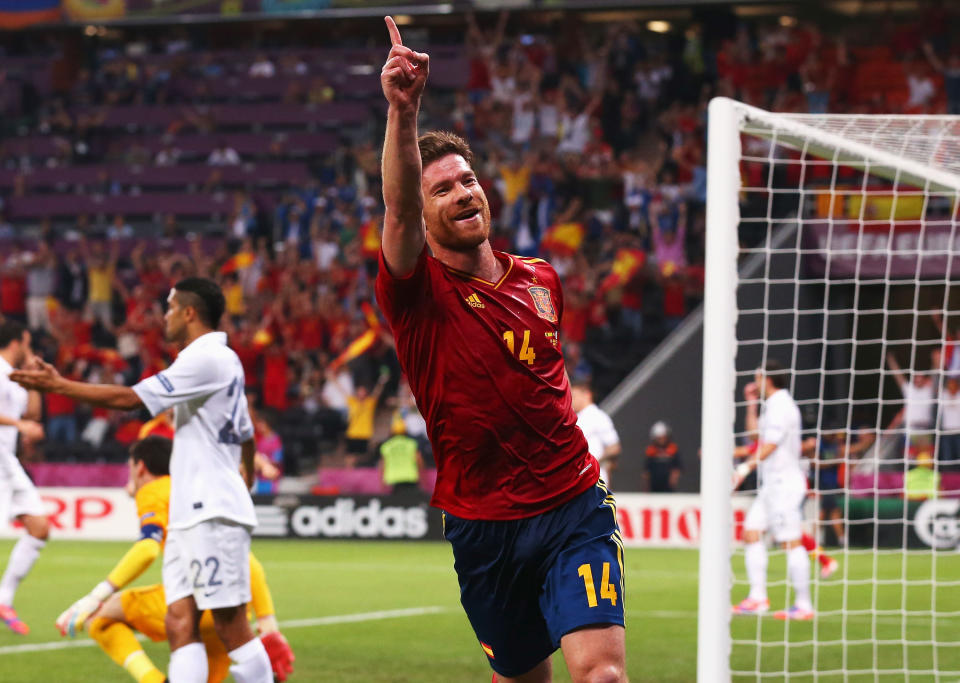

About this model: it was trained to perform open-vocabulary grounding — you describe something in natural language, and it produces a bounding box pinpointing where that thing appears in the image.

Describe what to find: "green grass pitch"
[0,539,956,681]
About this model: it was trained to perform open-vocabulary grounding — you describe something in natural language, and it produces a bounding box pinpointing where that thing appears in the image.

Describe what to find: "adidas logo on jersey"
[465,293,484,308]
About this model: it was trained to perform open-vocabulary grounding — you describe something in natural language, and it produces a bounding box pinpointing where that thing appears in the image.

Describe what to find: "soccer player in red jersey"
[376,17,626,683]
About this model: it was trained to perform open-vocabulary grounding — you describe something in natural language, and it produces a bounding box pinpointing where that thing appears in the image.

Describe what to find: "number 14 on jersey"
[503,329,536,365]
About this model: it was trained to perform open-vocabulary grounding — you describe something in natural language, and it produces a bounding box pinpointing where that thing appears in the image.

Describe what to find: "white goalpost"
[698,97,960,681]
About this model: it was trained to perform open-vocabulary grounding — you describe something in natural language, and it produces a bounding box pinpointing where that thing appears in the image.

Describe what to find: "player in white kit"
[571,379,622,487]
[731,359,814,621]
[0,321,49,635]
[11,279,272,682]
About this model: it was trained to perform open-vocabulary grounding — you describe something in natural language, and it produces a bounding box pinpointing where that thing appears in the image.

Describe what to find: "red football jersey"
[375,247,598,520]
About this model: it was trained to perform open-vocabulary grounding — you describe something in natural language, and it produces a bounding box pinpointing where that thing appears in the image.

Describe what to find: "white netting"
[759,114,960,180]
[723,105,960,680]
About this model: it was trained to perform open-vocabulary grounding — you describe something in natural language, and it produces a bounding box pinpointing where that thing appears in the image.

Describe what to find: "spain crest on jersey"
[527,286,558,323]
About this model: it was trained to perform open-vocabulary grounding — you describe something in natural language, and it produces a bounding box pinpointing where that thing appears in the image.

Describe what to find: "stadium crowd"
[0,5,957,479]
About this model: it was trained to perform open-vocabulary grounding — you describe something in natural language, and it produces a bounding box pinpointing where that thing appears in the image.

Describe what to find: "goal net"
[698,98,960,682]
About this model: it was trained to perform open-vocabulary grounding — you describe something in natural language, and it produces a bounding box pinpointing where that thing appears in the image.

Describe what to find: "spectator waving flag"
[329,302,382,372]
[599,247,646,294]
[360,219,382,259]
[541,222,585,256]
[220,250,255,275]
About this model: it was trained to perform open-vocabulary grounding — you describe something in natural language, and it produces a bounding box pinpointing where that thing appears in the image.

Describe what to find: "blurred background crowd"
[0,2,957,491]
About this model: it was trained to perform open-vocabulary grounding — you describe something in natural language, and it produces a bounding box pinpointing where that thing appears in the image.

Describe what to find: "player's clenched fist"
[381,15,429,111]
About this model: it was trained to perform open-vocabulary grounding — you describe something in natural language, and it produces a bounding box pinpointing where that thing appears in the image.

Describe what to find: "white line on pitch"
[280,606,447,628]
[0,606,449,657]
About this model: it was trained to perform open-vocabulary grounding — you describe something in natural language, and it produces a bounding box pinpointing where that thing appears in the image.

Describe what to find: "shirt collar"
[0,356,11,374]
[183,331,228,352]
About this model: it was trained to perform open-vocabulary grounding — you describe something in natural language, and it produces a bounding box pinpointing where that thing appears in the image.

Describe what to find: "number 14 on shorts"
[577,562,618,607]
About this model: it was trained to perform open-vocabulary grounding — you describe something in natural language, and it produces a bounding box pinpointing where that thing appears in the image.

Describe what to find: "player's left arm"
[11,359,143,411]
[241,438,256,489]
[733,430,781,488]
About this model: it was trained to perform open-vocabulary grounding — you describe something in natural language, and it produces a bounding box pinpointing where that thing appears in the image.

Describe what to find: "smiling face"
[421,154,492,253]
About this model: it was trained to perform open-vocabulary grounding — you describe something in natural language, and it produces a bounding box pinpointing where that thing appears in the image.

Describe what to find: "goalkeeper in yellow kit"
[55,435,295,682]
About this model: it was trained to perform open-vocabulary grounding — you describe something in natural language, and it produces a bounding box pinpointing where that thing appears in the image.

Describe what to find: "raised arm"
[922,41,945,74]
[885,352,906,388]
[380,16,430,278]
[931,312,945,336]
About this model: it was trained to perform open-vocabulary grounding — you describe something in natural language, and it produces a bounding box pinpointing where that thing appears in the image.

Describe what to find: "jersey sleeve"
[234,393,255,443]
[132,351,228,417]
[760,402,788,446]
[105,539,161,589]
[135,485,167,544]
[374,246,430,325]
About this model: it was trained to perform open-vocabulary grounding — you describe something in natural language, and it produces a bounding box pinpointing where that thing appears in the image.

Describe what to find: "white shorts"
[163,518,251,610]
[744,472,807,543]
[0,457,45,521]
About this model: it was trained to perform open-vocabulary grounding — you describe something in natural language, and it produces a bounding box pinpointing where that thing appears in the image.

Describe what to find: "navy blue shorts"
[443,481,625,678]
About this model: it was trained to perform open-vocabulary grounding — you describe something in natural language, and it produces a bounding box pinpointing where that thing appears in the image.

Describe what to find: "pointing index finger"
[385,16,403,47]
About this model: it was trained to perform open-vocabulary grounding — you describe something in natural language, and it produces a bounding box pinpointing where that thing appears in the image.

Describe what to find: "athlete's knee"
[576,662,626,683]
[211,605,254,650]
[88,616,111,642]
[22,515,49,540]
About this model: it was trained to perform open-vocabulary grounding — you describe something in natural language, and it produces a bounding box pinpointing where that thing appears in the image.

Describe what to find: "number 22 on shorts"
[577,562,618,607]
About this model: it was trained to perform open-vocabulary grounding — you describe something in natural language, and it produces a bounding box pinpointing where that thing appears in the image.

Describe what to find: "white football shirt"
[941,387,960,431]
[133,332,255,530]
[576,403,620,483]
[0,356,28,465]
[902,382,935,429]
[757,388,802,484]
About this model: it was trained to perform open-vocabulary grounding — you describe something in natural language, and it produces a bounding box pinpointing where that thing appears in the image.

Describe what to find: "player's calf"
[212,606,272,683]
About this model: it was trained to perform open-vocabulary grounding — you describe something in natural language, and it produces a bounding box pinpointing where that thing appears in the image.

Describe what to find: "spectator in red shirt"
[0,252,27,324]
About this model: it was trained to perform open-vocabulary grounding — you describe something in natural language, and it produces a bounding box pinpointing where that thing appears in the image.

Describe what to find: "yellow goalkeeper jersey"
[135,476,170,547]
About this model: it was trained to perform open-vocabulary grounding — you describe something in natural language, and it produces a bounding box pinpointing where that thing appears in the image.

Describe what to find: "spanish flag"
[360,219,382,259]
[138,412,174,440]
[329,302,382,372]
[599,247,646,293]
[0,0,60,29]
[220,251,255,275]
[253,328,274,349]
[329,328,378,372]
[540,222,585,256]
[360,301,380,330]
[479,641,495,659]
